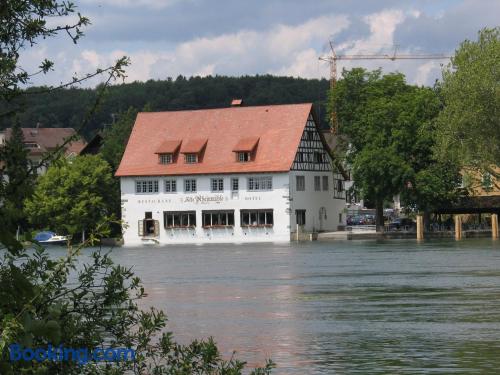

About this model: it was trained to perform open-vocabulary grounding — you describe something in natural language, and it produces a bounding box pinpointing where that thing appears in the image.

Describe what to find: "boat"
[34,231,68,245]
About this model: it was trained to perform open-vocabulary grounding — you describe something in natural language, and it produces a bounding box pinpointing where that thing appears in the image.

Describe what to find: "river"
[57,238,500,373]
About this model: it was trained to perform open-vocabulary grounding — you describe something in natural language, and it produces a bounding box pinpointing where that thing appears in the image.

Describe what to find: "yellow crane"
[319,40,450,133]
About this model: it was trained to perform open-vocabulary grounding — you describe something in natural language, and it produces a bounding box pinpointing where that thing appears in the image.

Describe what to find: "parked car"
[347,215,367,226]
[387,218,416,231]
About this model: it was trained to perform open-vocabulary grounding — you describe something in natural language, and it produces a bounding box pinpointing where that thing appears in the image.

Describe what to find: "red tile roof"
[155,140,181,154]
[232,137,259,152]
[116,103,314,177]
[3,128,86,157]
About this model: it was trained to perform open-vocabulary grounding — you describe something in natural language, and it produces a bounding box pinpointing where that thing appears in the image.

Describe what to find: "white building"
[116,102,347,245]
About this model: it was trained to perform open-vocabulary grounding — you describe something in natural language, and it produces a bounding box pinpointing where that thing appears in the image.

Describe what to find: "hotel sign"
[181,195,226,204]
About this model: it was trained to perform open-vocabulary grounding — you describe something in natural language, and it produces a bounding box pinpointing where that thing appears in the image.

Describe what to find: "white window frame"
[159,154,173,164]
[185,154,198,164]
[211,178,224,192]
[247,176,272,191]
[314,176,321,191]
[240,209,274,227]
[135,180,159,194]
[164,179,177,193]
[184,179,197,193]
[296,176,305,191]
[237,152,250,162]
[322,176,329,191]
[231,178,239,191]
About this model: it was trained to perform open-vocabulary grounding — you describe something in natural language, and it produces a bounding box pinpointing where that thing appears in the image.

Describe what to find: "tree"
[330,68,460,230]
[100,107,139,171]
[0,120,35,235]
[435,27,500,171]
[1,3,273,373]
[24,155,116,239]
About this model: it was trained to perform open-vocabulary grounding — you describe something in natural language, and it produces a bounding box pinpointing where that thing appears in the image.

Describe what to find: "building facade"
[117,103,347,245]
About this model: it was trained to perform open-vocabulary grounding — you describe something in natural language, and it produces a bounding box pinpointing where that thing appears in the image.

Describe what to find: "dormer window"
[185,153,198,164]
[155,139,182,164]
[233,137,259,163]
[159,154,173,164]
[237,152,250,162]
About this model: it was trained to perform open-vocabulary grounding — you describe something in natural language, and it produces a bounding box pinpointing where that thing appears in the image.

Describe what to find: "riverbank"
[318,229,495,241]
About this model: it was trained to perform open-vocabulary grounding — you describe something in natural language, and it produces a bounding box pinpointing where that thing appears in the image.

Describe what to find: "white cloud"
[55,14,350,85]
[80,0,182,9]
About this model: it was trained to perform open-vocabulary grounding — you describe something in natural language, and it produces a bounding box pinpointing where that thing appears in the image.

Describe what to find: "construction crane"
[319,40,450,133]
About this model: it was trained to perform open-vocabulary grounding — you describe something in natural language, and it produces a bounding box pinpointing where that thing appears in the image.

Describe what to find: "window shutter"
[154,220,160,237]
[138,220,144,236]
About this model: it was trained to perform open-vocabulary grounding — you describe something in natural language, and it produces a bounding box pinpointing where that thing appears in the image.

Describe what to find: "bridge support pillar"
[416,214,424,241]
[492,214,498,239]
[454,215,462,240]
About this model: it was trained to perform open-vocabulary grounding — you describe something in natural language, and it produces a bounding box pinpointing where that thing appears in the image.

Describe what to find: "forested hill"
[1,75,330,139]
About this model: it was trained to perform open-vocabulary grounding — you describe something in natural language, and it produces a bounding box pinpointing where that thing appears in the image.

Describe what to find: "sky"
[21,0,499,88]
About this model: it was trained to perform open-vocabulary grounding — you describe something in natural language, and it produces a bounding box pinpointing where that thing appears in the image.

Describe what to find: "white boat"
[34,231,68,245]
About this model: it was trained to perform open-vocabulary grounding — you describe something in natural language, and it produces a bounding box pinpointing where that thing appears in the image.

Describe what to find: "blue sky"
[22,0,499,87]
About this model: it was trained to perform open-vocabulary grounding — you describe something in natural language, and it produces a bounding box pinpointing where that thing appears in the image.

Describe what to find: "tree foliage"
[100,107,139,171]
[0,119,35,233]
[330,68,461,226]
[0,75,331,137]
[24,155,116,236]
[1,2,274,373]
[435,27,500,169]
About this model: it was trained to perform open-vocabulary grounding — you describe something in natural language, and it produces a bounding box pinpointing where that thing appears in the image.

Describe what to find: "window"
[313,152,325,163]
[159,154,173,164]
[211,178,224,192]
[139,212,159,237]
[314,176,321,191]
[184,179,197,193]
[24,142,40,149]
[237,152,251,162]
[333,175,345,199]
[337,179,344,192]
[164,179,177,193]
[164,211,196,228]
[135,180,159,194]
[322,176,329,191]
[248,176,272,191]
[296,209,306,225]
[296,175,305,191]
[231,178,239,191]
[185,154,198,163]
[482,172,493,191]
[202,210,234,227]
[240,209,273,227]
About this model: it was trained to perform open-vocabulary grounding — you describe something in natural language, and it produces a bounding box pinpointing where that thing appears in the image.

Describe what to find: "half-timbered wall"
[291,114,332,172]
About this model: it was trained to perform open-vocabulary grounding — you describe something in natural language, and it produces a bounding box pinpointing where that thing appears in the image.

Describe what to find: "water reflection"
[69,239,500,373]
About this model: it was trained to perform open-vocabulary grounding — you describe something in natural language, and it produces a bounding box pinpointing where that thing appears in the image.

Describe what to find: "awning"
[180,138,208,153]
[232,137,259,152]
[155,140,182,154]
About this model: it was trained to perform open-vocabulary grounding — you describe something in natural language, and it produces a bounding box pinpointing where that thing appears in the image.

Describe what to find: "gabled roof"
[116,103,314,177]
[3,127,86,157]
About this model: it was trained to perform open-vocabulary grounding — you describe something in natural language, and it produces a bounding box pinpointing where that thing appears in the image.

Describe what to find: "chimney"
[231,99,243,107]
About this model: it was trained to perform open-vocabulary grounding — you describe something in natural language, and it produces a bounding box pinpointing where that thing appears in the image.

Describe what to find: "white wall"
[289,171,345,232]
[120,173,291,246]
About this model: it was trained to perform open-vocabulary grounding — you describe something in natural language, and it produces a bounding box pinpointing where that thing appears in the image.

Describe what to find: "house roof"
[116,103,315,177]
[3,127,86,157]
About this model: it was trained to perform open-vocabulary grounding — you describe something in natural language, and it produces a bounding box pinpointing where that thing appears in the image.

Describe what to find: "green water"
[59,238,500,373]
